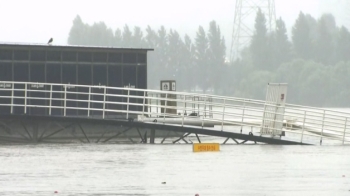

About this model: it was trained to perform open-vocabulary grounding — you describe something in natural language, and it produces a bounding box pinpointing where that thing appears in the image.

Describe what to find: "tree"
[68,15,88,45]
[122,25,132,47]
[250,8,270,70]
[207,20,226,93]
[194,26,209,92]
[132,26,144,47]
[167,29,183,81]
[88,22,114,46]
[272,17,291,68]
[182,34,196,91]
[292,12,313,60]
[314,15,335,65]
[336,26,350,62]
[114,28,122,47]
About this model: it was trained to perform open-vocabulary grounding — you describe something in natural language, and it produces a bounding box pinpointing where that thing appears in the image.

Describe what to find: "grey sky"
[0,0,348,48]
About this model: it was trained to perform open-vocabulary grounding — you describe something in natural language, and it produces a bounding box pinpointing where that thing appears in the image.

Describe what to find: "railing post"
[64,85,67,117]
[343,117,348,145]
[10,83,14,114]
[88,87,91,117]
[221,99,226,131]
[49,85,52,116]
[142,91,146,122]
[24,83,27,114]
[163,93,168,124]
[241,100,246,131]
[320,111,326,145]
[300,111,306,143]
[102,86,106,119]
[126,89,130,120]
[182,95,186,127]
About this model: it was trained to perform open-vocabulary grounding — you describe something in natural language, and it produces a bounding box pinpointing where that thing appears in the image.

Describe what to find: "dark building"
[0,43,153,116]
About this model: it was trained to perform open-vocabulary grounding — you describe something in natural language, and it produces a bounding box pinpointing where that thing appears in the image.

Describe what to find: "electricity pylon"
[229,0,276,61]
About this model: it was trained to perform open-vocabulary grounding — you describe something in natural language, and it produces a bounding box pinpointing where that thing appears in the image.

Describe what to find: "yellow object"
[193,143,220,152]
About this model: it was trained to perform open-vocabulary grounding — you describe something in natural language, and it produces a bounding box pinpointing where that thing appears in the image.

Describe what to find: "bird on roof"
[47,38,53,45]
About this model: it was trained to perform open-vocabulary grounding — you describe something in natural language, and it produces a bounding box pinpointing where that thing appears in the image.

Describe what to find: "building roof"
[0,42,154,52]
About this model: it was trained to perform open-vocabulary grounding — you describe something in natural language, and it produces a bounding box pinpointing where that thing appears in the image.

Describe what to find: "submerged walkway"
[0,81,349,145]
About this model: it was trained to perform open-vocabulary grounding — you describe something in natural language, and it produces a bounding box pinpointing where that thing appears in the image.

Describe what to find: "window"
[123,53,137,64]
[137,53,147,64]
[108,53,122,63]
[14,50,29,61]
[62,51,76,62]
[78,52,92,62]
[94,52,107,62]
[0,49,12,60]
[31,50,46,61]
[47,51,61,61]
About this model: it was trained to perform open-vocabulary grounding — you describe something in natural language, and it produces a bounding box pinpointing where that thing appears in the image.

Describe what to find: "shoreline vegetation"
[68,11,350,108]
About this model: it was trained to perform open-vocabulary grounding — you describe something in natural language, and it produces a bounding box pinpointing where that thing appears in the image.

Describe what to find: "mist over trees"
[68,12,350,107]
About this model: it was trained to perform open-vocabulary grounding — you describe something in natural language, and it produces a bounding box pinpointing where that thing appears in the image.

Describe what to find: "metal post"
[24,83,27,114]
[102,87,106,119]
[241,100,246,131]
[163,93,168,124]
[343,118,348,145]
[182,95,186,127]
[300,111,306,143]
[49,85,52,115]
[142,91,146,122]
[64,85,67,117]
[126,89,130,120]
[88,87,91,117]
[221,99,226,131]
[320,111,326,145]
[10,83,14,114]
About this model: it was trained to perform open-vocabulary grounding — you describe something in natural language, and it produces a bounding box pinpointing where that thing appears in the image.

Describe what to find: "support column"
[150,129,155,144]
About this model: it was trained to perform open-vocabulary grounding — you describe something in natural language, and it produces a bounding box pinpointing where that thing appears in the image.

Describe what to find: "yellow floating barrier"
[193,143,220,152]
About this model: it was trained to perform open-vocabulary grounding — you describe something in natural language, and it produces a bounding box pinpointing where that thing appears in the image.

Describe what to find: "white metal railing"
[0,81,349,145]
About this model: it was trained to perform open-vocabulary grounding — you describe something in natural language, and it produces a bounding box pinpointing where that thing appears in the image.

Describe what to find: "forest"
[67,10,350,107]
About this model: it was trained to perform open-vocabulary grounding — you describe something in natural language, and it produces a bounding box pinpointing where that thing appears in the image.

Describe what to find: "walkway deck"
[0,81,349,145]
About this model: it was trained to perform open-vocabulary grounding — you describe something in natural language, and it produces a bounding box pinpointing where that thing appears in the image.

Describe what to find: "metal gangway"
[0,81,349,145]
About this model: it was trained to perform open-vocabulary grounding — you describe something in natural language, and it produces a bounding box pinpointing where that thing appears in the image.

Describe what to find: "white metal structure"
[230,0,277,60]
[0,81,349,145]
[261,83,287,136]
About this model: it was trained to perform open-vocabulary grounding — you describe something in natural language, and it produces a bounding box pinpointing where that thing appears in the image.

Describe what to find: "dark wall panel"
[13,63,28,114]
[123,65,137,111]
[91,65,107,116]
[0,63,12,114]
[0,49,12,60]
[107,65,123,115]
[62,64,77,116]
[77,64,91,116]
[29,63,47,115]
[47,63,62,116]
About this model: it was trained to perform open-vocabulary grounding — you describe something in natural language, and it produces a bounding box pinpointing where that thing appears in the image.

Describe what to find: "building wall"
[0,45,151,116]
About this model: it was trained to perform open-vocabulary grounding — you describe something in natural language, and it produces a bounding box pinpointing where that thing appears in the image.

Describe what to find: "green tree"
[272,17,291,68]
[132,26,144,47]
[68,15,88,45]
[114,28,122,46]
[314,15,335,65]
[122,25,132,47]
[195,26,209,92]
[88,22,114,46]
[167,29,183,81]
[292,12,313,60]
[250,8,270,70]
[208,20,226,93]
[336,26,350,62]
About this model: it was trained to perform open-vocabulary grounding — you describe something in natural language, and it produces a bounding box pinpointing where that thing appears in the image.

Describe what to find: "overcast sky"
[0,0,348,47]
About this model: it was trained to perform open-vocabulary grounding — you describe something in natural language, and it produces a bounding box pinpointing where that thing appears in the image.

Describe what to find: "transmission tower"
[230,0,276,61]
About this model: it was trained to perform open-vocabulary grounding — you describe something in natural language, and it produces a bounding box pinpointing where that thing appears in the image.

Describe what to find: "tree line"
[68,12,350,107]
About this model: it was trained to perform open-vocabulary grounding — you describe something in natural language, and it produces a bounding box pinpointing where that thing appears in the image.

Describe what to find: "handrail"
[0,81,349,145]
